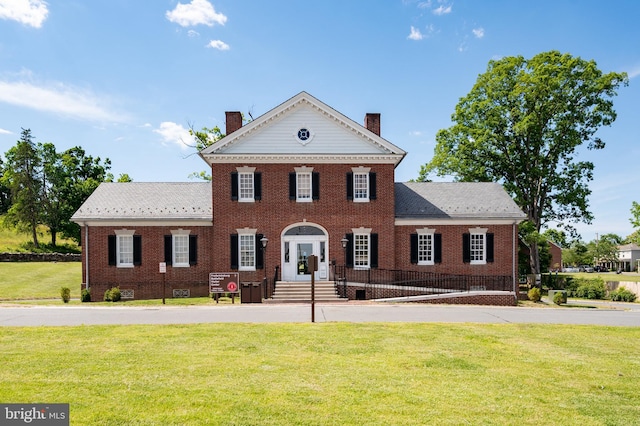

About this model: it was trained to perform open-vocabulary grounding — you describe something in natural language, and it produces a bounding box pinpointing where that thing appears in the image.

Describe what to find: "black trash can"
[241,282,263,303]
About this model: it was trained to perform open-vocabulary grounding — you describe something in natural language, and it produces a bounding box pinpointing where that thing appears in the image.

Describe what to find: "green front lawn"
[0,323,638,425]
[0,262,81,300]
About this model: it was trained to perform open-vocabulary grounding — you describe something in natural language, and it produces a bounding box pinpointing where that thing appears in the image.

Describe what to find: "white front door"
[282,235,328,282]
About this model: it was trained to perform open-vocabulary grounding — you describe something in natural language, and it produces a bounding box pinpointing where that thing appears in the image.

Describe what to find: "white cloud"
[0,0,48,28]
[626,64,640,79]
[166,0,227,27]
[0,78,127,122]
[408,26,424,40]
[206,39,229,50]
[472,27,484,38]
[433,4,452,15]
[0,128,12,134]
[188,29,200,38]
[153,122,195,150]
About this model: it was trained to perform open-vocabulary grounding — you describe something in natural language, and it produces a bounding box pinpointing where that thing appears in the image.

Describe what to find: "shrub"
[109,287,121,302]
[104,287,122,302]
[565,277,606,300]
[528,287,541,302]
[553,291,567,305]
[81,288,91,303]
[609,287,637,303]
[60,287,71,303]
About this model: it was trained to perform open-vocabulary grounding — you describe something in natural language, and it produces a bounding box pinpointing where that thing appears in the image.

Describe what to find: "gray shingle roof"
[395,182,526,220]
[71,182,212,221]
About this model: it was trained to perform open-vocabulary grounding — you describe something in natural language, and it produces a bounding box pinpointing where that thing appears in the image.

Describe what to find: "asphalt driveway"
[0,301,639,326]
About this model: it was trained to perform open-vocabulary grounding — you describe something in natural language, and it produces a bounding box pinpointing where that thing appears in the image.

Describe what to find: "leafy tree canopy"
[419,51,628,272]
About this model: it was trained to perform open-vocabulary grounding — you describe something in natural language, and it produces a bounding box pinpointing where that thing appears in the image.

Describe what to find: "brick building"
[72,92,526,304]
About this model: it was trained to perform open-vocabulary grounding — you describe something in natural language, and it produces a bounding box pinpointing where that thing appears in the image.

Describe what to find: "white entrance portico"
[281,223,329,282]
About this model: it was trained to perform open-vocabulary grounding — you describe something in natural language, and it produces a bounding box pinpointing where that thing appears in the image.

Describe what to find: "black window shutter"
[410,234,418,264]
[312,172,320,200]
[463,233,471,263]
[486,233,494,263]
[230,234,239,270]
[345,233,354,268]
[255,234,264,270]
[369,173,377,200]
[189,235,198,265]
[346,172,353,200]
[289,173,296,200]
[254,172,262,201]
[434,234,442,264]
[164,235,173,265]
[370,233,379,268]
[231,172,238,200]
[133,235,142,266]
[108,235,116,266]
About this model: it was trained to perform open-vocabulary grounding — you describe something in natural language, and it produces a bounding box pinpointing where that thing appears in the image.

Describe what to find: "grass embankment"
[0,262,81,300]
[0,217,79,253]
[0,323,638,425]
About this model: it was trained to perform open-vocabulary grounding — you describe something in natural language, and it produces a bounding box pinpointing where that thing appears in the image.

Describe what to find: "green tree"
[50,146,113,243]
[187,125,225,181]
[0,156,11,214]
[588,233,622,267]
[419,51,628,274]
[2,129,43,247]
[562,240,590,267]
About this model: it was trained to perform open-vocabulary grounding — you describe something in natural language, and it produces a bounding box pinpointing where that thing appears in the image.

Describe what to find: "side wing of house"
[71,182,213,300]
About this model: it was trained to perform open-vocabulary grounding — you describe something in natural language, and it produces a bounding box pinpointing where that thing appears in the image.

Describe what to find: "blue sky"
[0,0,638,243]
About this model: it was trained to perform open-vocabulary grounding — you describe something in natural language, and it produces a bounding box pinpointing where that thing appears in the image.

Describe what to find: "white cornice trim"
[202,153,404,164]
[395,218,525,226]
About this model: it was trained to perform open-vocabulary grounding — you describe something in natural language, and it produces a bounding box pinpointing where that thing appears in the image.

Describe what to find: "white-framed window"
[171,229,190,267]
[297,172,312,202]
[417,228,435,265]
[293,166,314,202]
[115,229,134,268]
[351,167,371,202]
[235,166,256,203]
[353,228,372,269]
[469,227,487,265]
[354,173,369,201]
[238,230,256,271]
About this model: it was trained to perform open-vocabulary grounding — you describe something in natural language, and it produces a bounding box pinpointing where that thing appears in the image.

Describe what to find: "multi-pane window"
[354,233,370,268]
[117,235,133,266]
[239,172,254,201]
[173,234,189,266]
[470,233,485,264]
[353,173,369,201]
[418,233,433,264]
[297,172,312,201]
[239,234,255,270]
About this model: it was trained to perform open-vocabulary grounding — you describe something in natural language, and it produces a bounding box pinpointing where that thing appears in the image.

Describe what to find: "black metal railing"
[333,265,513,299]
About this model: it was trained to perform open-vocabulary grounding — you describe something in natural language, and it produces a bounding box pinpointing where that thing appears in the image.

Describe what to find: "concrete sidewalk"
[0,302,639,326]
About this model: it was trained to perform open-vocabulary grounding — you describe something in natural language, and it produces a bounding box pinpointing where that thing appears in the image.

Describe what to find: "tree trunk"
[50,227,57,246]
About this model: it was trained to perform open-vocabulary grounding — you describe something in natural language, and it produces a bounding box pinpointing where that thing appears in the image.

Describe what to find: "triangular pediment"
[199,92,406,165]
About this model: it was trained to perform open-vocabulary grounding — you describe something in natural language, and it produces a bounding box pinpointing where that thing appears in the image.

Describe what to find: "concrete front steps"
[265,281,348,303]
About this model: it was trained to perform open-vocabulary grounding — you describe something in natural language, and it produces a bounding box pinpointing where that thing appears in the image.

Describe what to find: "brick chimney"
[225,111,243,135]
[365,113,381,136]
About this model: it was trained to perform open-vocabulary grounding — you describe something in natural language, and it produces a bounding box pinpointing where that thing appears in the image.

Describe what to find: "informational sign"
[209,272,240,293]
[159,262,166,274]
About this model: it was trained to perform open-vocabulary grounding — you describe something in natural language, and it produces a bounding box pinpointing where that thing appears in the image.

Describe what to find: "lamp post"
[340,236,349,298]
[260,236,269,299]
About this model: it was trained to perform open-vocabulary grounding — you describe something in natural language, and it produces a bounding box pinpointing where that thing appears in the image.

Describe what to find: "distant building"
[617,243,640,272]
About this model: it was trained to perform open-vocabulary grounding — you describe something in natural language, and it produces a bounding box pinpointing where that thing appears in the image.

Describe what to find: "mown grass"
[0,262,81,300]
[0,323,638,425]
[0,216,80,253]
